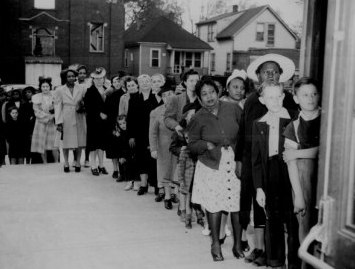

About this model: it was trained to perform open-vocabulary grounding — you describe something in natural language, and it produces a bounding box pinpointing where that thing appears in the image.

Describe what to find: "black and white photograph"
[0,0,354,268]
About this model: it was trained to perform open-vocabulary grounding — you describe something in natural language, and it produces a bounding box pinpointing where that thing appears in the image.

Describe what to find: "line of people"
[0,53,321,269]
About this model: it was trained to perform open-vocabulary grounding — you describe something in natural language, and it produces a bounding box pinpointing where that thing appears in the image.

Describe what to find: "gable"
[124,16,212,50]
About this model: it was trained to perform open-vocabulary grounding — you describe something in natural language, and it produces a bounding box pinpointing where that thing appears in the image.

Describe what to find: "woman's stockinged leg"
[230,212,244,259]
[206,210,224,261]
[90,151,97,168]
[52,149,59,163]
[63,148,69,166]
[97,149,104,167]
[76,148,82,166]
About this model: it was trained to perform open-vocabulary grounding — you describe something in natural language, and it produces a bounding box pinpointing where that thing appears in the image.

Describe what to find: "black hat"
[157,79,174,97]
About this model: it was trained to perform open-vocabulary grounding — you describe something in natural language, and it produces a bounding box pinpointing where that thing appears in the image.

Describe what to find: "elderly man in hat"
[235,54,299,267]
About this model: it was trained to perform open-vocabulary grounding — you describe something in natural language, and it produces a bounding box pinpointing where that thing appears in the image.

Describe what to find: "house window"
[194,53,201,68]
[124,49,128,67]
[256,23,264,41]
[267,24,275,46]
[185,52,193,68]
[90,23,104,53]
[226,53,231,72]
[211,53,215,72]
[150,48,161,67]
[32,27,55,56]
[208,24,215,42]
[34,0,55,9]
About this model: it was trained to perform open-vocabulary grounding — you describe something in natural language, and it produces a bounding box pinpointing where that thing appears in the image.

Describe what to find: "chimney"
[233,5,239,12]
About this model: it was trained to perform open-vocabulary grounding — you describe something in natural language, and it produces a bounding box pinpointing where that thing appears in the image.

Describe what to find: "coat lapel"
[256,122,269,163]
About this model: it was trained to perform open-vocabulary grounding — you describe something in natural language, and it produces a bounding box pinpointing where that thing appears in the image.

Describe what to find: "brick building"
[0,0,125,85]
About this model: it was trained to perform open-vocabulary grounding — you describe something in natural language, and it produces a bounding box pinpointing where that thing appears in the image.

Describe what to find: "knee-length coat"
[84,85,108,151]
[54,84,86,149]
[30,92,57,154]
[149,104,177,184]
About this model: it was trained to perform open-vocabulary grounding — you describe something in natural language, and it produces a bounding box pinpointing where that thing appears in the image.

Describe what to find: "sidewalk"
[0,163,259,269]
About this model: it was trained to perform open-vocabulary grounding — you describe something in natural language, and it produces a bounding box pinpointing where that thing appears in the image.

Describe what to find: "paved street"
[0,162,259,269]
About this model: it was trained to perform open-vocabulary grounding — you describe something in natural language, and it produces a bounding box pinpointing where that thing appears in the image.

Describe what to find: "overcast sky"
[178,0,304,33]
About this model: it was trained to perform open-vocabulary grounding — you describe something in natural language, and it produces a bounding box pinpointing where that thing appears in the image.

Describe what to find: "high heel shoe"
[211,246,224,262]
[91,168,99,176]
[241,240,250,252]
[232,248,245,259]
[137,186,148,195]
[98,166,108,175]
[219,235,227,245]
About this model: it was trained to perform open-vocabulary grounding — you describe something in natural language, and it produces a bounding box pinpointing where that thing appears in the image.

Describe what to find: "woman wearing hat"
[149,80,176,208]
[105,73,127,179]
[54,68,87,173]
[31,77,59,164]
[235,54,299,266]
[21,86,36,164]
[221,69,249,109]
[84,67,109,176]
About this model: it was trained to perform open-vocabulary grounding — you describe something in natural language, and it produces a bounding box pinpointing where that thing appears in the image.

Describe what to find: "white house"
[196,5,299,75]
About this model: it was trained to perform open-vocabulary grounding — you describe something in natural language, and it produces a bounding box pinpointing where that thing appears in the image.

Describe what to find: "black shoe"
[116,175,124,182]
[177,208,181,216]
[112,171,119,179]
[164,199,173,210]
[155,193,165,202]
[137,186,148,195]
[219,235,227,245]
[75,166,81,173]
[185,217,192,229]
[197,217,205,228]
[170,193,179,203]
[64,166,70,173]
[211,245,224,262]
[252,251,266,267]
[91,168,99,176]
[98,166,108,175]
[232,248,245,259]
[241,240,250,252]
[245,248,263,263]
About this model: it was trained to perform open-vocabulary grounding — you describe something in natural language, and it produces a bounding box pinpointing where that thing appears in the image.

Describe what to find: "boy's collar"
[259,107,290,122]
[299,107,321,121]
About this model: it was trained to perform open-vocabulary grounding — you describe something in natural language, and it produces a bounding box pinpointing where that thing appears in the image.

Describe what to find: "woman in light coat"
[149,82,176,209]
[31,77,59,163]
[55,69,87,173]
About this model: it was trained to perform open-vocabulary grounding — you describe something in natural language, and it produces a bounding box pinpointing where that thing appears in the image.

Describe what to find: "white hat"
[90,67,106,79]
[226,69,247,88]
[247,54,295,83]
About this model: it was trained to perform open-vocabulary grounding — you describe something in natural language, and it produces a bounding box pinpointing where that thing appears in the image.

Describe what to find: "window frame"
[256,22,265,41]
[150,48,161,68]
[34,0,55,9]
[226,52,231,72]
[194,52,202,68]
[207,24,215,42]
[266,23,275,46]
[211,53,216,72]
[89,23,105,53]
[31,27,56,56]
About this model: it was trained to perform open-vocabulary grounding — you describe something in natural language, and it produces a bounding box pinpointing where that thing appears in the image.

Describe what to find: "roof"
[216,6,267,40]
[195,11,238,25]
[196,5,298,42]
[124,16,212,50]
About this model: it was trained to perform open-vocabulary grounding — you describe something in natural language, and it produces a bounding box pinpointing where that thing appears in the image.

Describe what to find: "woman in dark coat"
[127,74,160,195]
[105,74,126,179]
[0,87,7,166]
[84,67,109,176]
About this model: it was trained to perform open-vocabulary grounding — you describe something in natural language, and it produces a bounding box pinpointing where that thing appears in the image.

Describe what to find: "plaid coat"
[177,146,196,194]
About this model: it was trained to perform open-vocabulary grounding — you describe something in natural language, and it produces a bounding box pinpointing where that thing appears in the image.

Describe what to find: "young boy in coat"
[252,82,300,269]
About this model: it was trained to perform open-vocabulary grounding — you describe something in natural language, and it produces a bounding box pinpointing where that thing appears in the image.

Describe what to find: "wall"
[234,8,296,51]
[0,0,124,83]
[140,44,167,76]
